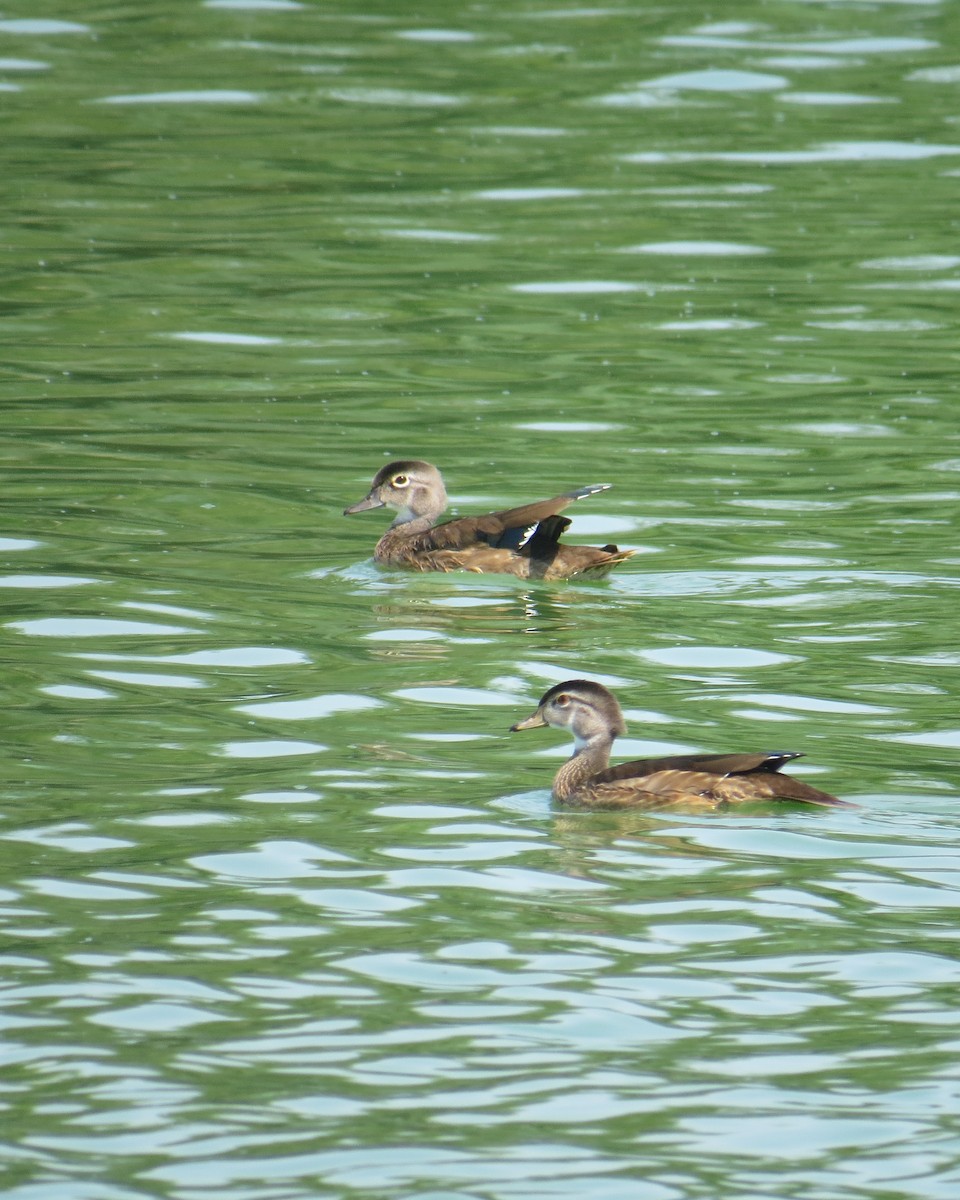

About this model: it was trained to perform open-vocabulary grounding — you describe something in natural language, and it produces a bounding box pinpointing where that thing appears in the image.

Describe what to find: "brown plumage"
[343,460,633,580]
[510,679,849,812]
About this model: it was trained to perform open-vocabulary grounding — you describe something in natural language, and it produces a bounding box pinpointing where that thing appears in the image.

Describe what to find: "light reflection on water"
[4,0,960,1197]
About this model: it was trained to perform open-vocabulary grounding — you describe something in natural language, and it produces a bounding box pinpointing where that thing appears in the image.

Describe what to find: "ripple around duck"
[475,187,595,200]
[779,91,893,106]
[621,240,770,255]
[9,616,204,637]
[326,86,464,107]
[215,739,328,758]
[206,0,304,8]
[635,68,789,92]
[95,89,262,105]
[40,682,115,700]
[78,646,309,666]
[0,57,48,69]
[613,567,935,602]
[86,669,208,689]
[235,693,384,719]
[168,329,284,344]
[621,141,960,164]
[0,573,97,588]
[190,840,356,880]
[393,685,526,706]
[635,646,797,669]
[394,29,480,43]
[380,227,497,242]
[0,18,91,32]
[142,1146,656,1193]
[510,281,643,295]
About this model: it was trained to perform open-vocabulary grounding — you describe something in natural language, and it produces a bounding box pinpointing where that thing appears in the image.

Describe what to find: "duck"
[343,460,634,579]
[510,679,848,811]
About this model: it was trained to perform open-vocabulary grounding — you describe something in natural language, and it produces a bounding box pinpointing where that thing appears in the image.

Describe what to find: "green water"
[4,2,960,1197]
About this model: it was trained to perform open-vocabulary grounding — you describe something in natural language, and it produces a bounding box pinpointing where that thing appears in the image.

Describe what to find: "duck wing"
[594,751,802,784]
[591,751,847,808]
[421,484,612,552]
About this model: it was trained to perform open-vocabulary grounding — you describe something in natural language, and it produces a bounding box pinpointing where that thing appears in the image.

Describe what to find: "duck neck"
[553,734,614,802]
[388,491,446,532]
[387,509,436,534]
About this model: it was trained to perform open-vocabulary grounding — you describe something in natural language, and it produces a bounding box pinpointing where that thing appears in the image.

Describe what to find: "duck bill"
[510,709,546,732]
[343,493,384,515]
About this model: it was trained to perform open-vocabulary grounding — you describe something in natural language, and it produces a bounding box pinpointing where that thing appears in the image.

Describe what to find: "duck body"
[344,460,633,580]
[511,679,849,811]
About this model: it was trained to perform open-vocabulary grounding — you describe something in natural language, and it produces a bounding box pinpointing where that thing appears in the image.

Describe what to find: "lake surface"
[4,2,960,1197]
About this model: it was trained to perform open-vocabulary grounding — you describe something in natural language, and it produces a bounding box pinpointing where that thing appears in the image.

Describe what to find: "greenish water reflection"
[3,2,960,1198]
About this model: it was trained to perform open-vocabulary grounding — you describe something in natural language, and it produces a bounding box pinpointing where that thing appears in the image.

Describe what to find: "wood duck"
[343,460,634,579]
[511,679,849,811]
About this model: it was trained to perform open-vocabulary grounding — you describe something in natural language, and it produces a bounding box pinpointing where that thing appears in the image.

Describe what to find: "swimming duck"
[511,679,847,811]
[344,460,634,579]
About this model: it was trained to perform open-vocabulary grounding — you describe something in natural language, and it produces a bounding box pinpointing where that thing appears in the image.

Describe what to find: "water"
[4,2,960,1197]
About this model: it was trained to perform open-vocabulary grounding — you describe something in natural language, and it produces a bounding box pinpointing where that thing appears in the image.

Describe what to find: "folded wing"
[421,484,612,552]
[590,751,849,808]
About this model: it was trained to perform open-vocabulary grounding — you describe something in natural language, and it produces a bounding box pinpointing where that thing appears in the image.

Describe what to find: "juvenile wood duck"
[511,679,848,811]
[343,460,634,579]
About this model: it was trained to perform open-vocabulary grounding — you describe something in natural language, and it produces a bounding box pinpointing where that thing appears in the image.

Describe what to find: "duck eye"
[392,474,409,488]
[554,694,570,708]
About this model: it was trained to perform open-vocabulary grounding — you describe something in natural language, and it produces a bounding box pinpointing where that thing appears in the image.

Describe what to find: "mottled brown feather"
[380,542,632,579]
